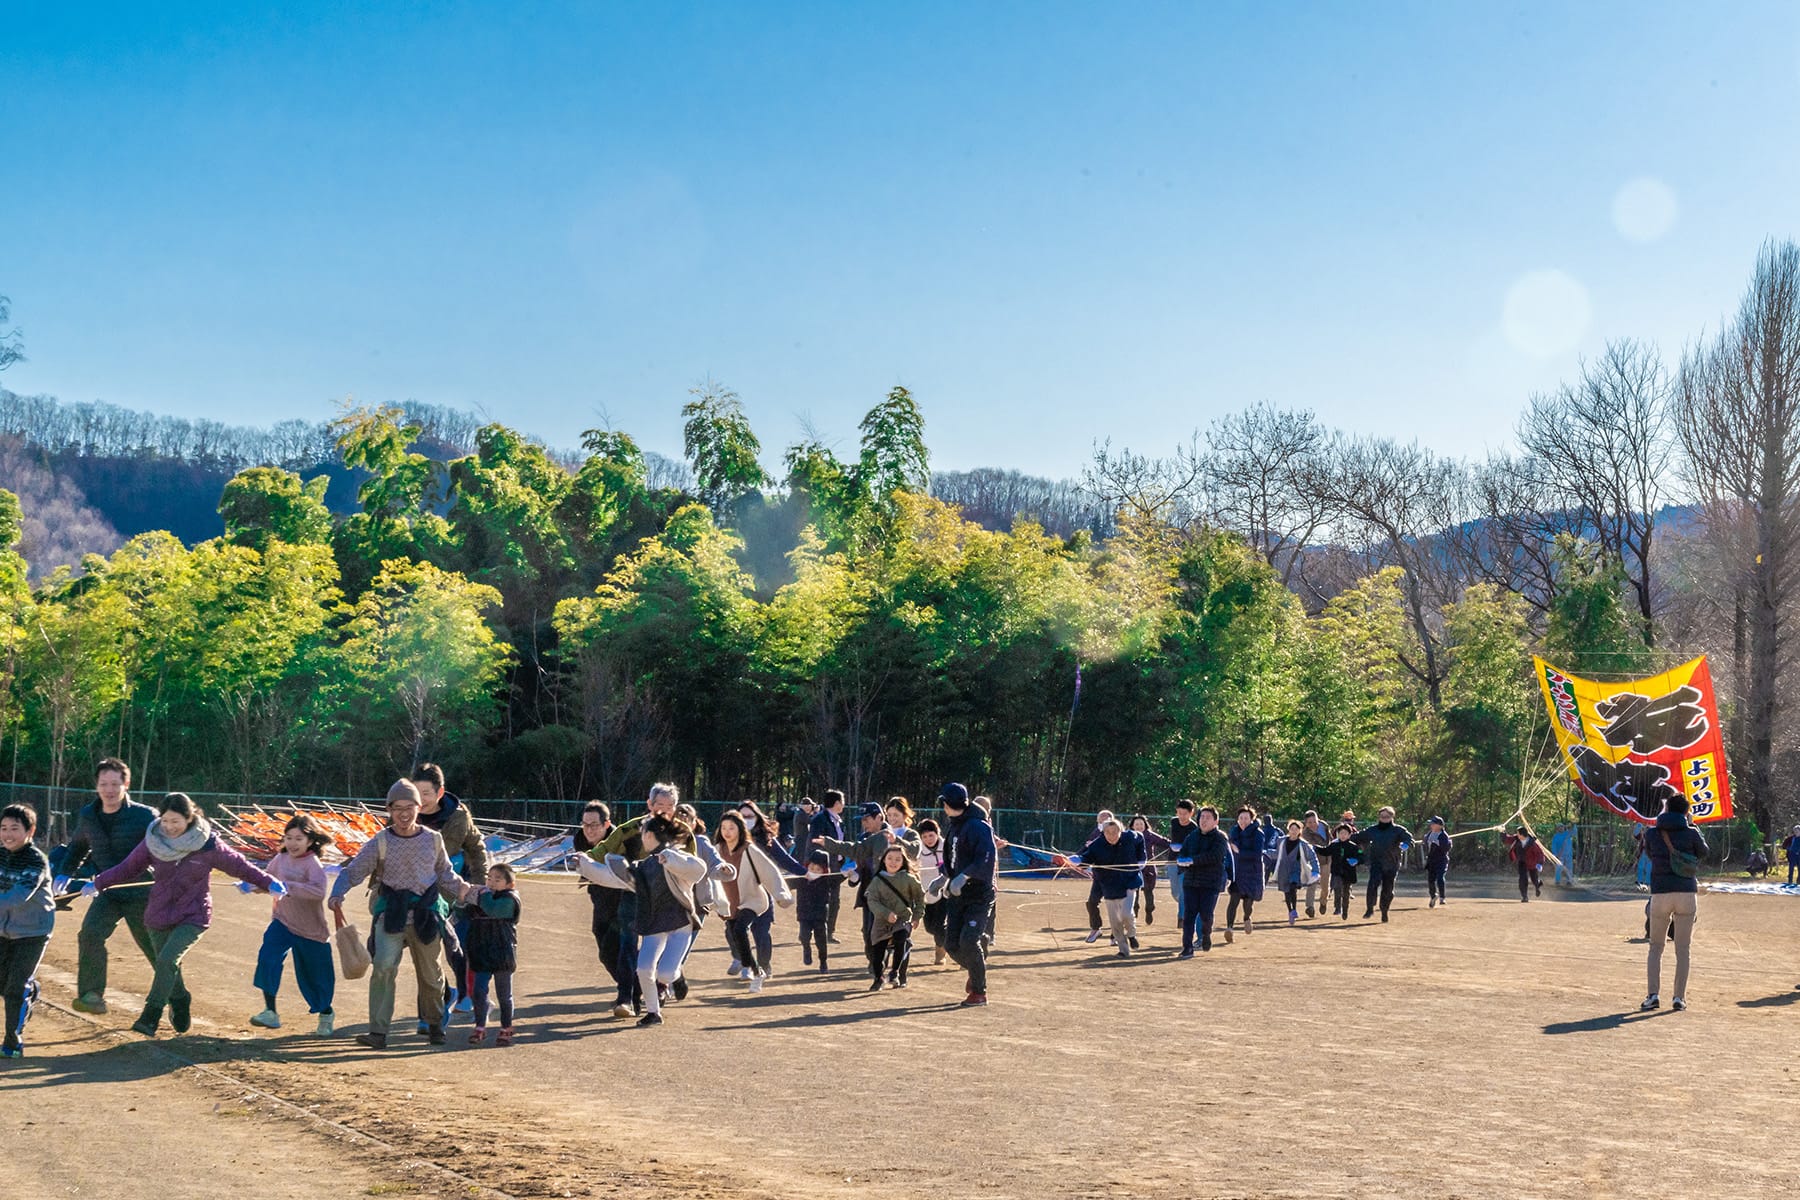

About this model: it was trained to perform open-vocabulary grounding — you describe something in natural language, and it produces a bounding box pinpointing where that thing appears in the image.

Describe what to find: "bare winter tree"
[1084,433,1208,533]
[1200,402,1337,586]
[1677,240,1800,835]
[1443,453,1566,617]
[1517,339,1673,642]
[0,297,22,374]
[1314,435,1468,708]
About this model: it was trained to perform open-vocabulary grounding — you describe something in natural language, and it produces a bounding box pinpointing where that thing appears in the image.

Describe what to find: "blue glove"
[1067,855,1082,865]
[237,881,257,894]
[53,875,70,894]
[80,882,99,898]
[1176,859,1192,868]
[268,880,288,897]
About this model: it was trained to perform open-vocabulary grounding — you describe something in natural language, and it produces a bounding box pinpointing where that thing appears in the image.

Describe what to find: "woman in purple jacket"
[86,793,283,1038]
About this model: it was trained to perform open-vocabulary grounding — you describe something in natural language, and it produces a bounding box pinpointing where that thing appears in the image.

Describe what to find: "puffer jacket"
[1644,810,1708,895]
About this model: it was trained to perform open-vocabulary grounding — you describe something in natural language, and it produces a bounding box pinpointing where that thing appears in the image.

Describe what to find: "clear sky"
[4,2,1799,478]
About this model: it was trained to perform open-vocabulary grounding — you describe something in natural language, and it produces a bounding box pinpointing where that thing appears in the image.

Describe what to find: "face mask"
[745,815,759,828]
[807,869,823,879]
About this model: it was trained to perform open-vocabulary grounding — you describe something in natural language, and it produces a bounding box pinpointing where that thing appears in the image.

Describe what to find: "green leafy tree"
[857,385,930,512]
[220,466,333,552]
[682,382,769,513]
[1546,534,1650,675]
[330,404,454,596]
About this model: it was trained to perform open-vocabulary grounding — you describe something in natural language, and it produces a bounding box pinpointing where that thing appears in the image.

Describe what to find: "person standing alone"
[1641,794,1706,1012]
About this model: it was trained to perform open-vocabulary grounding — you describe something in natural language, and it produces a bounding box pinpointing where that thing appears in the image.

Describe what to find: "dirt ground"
[8,870,1800,1199]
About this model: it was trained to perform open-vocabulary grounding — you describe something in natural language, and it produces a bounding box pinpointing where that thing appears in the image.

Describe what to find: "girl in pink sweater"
[248,815,336,1036]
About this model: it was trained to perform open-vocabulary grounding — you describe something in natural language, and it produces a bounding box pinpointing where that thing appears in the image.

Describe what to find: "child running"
[466,864,521,1046]
[1506,828,1546,902]
[916,819,949,964]
[1423,816,1452,908]
[864,844,925,989]
[1224,807,1265,942]
[250,814,336,1036]
[0,804,54,1058]
[1272,820,1320,925]
[1315,823,1360,919]
[793,851,842,972]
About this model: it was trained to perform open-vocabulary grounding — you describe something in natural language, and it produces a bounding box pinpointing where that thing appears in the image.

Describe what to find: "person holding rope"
[916,818,949,964]
[1080,809,1117,943]
[0,803,54,1057]
[573,802,641,1019]
[1171,804,1232,957]
[1423,816,1452,909]
[712,810,792,996]
[740,799,806,979]
[1070,817,1145,956]
[1505,827,1546,903]
[1128,814,1170,927]
[809,790,849,943]
[932,783,995,1007]
[1165,800,1198,928]
[328,780,479,1049]
[412,763,486,1023]
[864,842,925,989]
[1224,807,1264,942]
[1350,806,1413,923]
[578,812,709,1027]
[60,758,157,1015]
[248,814,336,1036]
[1314,822,1360,919]
[1641,793,1706,1012]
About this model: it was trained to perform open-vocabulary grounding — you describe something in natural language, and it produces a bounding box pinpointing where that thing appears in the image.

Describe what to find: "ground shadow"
[1542,1011,1666,1035]
[1736,989,1800,1009]
[700,1001,966,1032]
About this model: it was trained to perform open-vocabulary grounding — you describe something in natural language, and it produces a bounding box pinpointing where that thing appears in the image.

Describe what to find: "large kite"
[1533,654,1733,825]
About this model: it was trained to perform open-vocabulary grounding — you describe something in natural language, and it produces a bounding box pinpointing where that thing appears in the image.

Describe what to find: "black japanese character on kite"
[1592,685,1708,755]
[1568,745,1682,820]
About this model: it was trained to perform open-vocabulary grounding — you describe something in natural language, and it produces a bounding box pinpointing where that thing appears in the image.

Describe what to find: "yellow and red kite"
[1533,655,1733,825]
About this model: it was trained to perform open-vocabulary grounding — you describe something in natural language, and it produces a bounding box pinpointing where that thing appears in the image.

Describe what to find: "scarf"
[144,817,212,863]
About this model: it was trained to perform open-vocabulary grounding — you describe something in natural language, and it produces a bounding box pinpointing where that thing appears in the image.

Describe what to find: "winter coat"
[1507,835,1546,872]
[60,799,157,878]
[792,871,844,923]
[1424,830,1452,870]
[1077,832,1146,900]
[0,841,54,939]
[917,839,949,900]
[465,888,520,973]
[809,808,847,868]
[1351,821,1414,874]
[1272,836,1320,888]
[1172,825,1233,892]
[1784,834,1800,865]
[575,824,627,928]
[577,847,708,936]
[1133,828,1172,882]
[1227,823,1266,900]
[93,832,277,931]
[714,842,794,918]
[418,791,487,884]
[1316,839,1361,883]
[865,869,925,942]
[1644,811,1709,895]
[944,809,997,887]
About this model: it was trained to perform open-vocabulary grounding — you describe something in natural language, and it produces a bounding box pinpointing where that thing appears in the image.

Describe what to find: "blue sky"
[4,2,1798,477]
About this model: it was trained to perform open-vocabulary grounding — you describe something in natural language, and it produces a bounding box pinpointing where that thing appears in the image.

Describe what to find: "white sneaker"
[1640,994,1660,1011]
[1084,930,1102,944]
[314,1013,335,1037]
[250,1009,282,1029]
[1672,997,1687,1011]
[747,976,764,994]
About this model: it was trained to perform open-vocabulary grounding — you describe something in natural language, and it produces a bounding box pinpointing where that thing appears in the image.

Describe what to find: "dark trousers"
[878,928,912,983]
[252,920,335,1014]
[76,888,155,999]
[1282,883,1299,911]
[1428,863,1448,902]
[1180,887,1220,952]
[944,882,993,994]
[1331,876,1351,916]
[1226,893,1256,927]
[923,901,948,948]
[1516,861,1541,900]
[471,969,514,1028]
[0,934,48,1048]
[798,917,828,967]
[592,894,641,1006]
[826,883,841,939]
[1133,877,1157,923]
[1085,878,1103,931]
[750,906,774,973]
[1364,868,1397,915]
[725,911,759,976]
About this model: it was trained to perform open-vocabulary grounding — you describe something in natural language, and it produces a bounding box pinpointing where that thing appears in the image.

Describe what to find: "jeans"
[1364,868,1397,915]
[471,969,514,1028]
[1180,887,1220,952]
[637,927,695,1015]
[725,911,759,977]
[76,888,155,999]
[1104,894,1137,949]
[0,934,48,1048]
[750,906,774,973]
[144,923,204,1014]
[1646,892,1697,998]
[944,882,994,994]
[1428,863,1448,903]
[369,921,445,1036]
[253,920,335,1014]
[1165,864,1187,925]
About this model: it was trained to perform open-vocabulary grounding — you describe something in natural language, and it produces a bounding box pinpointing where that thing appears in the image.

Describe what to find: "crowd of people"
[0,756,1723,1057]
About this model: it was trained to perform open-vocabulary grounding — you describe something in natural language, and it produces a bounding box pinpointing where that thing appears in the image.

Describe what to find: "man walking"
[59,759,157,1014]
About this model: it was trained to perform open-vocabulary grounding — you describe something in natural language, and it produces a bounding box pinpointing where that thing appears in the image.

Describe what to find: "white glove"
[925,874,950,901]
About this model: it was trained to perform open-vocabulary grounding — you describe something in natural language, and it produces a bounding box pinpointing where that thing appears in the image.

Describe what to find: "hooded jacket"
[865,868,925,941]
[944,807,997,888]
[0,841,54,939]
[418,790,488,884]
[1227,822,1266,899]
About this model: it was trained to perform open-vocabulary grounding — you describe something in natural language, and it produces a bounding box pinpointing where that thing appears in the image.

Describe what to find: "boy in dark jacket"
[1423,816,1452,908]
[0,804,54,1056]
[1314,824,1361,919]
[793,851,843,972]
[59,758,157,1014]
[1171,806,1233,957]
[933,783,996,1006]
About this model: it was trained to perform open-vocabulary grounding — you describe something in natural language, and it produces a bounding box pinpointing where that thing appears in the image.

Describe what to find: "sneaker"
[1243,920,1253,935]
[427,1024,447,1045]
[1364,908,1375,920]
[818,962,829,974]
[496,1027,514,1046]
[1288,910,1298,927]
[1084,929,1103,944]
[1200,938,1212,951]
[1177,949,1194,960]
[1672,997,1687,1012]
[453,995,474,1014]
[611,1003,635,1020]
[636,1012,663,1028]
[1127,936,1140,950]
[1640,995,1660,1011]
[1116,948,1129,959]
[933,948,946,965]
[0,1044,19,1058]
[131,1007,160,1038]
[469,1026,487,1045]
[827,934,841,944]
[1381,911,1389,923]
[655,982,669,1007]
[1223,928,1234,944]
[671,976,689,1002]
[72,993,108,1015]
[315,1013,335,1037]
[748,976,764,995]
[1305,909,1315,919]
[355,1031,387,1049]
[727,961,744,978]
[250,1008,282,1030]
[1429,897,1437,909]
[960,992,988,1007]
[895,977,909,989]
[802,950,813,966]
[169,995,191,1034]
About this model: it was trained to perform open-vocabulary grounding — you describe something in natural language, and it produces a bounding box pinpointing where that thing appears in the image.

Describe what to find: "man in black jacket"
[809,790,848,942]
[59,758,157,1013]
[1641,794,1707,1012]
[934,783,995,1006]
[1350,806,1413,922]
